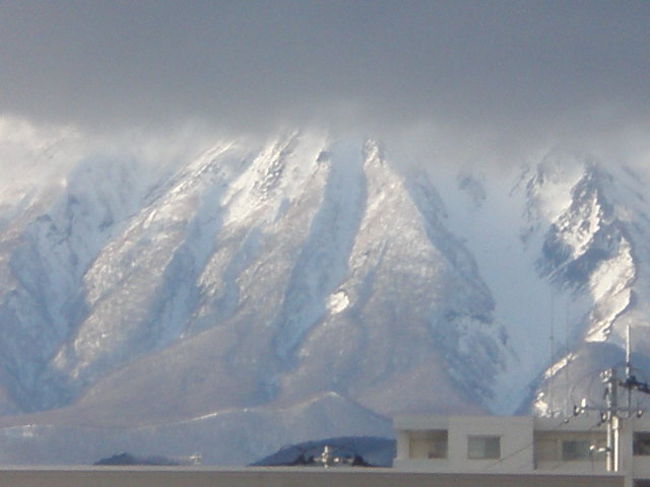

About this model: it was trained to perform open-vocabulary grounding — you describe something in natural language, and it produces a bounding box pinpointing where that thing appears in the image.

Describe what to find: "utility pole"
[573,325,648,478]
[602,368,621,472]
[574,368,622,472]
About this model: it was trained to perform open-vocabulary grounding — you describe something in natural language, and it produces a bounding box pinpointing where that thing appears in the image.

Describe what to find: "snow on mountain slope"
[1,124,650,464]
[0,152,165,411]
[435,150,650,416]
[44,136,503,426]
[0,129,508,464]
[50,142,250,391]
[413,149,650,415]
[275,140,506,415]
[528,158,650,415]
[424,158,572,414]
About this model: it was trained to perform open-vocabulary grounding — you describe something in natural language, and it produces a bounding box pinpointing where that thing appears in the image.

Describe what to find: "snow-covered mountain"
[0,127,649,464]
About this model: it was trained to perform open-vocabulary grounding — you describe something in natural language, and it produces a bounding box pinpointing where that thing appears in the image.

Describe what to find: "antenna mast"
[626,325,633,415]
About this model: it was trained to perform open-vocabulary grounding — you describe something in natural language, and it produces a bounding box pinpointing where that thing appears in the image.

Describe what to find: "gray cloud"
[1,0,649,142]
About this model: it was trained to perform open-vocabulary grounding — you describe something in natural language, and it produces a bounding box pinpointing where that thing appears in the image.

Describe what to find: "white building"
[394,414,650,487]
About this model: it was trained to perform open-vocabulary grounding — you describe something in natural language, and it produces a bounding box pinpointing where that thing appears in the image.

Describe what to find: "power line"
[572,325,650,473]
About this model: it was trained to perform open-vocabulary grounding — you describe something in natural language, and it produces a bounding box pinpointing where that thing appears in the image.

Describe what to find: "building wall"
[394,415,534,473]
[0,467,625,487]
[394,414,650,487]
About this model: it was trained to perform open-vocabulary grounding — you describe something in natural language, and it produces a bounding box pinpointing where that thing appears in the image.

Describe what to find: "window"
[634,433,650,455]
[467,435,500,459]
[561,440,592,461]
[427,435,448,459]
[409,430,448,459]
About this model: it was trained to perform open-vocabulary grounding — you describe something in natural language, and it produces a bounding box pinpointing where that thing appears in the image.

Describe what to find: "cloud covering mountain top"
[1,0,649,150]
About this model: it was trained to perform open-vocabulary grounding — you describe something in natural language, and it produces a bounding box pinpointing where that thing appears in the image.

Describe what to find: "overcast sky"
[1,1,649,163]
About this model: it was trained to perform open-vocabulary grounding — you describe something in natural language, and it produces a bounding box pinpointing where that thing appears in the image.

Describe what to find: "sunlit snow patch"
[327,290,350,314]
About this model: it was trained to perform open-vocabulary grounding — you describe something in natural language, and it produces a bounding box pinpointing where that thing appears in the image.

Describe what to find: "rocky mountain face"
[0,129,648,464]
[526,158,650,416]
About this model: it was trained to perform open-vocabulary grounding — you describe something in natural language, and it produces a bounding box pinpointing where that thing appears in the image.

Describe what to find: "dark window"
[467,436,500,459]
[561,440,591,461]
[634,433,650,455]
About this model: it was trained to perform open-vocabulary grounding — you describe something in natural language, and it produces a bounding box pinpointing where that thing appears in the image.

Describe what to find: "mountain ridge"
[0,129,648,463]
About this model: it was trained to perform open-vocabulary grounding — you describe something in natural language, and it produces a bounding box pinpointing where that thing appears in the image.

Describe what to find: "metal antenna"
[626,324,632,416]
[549,288,556,414]
[564,299,571,416]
